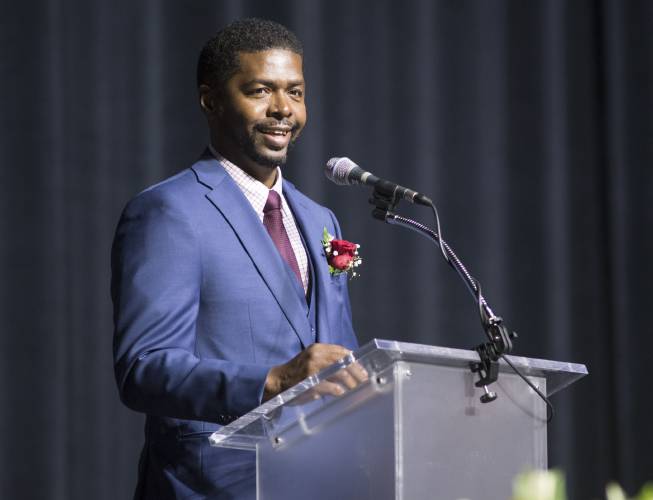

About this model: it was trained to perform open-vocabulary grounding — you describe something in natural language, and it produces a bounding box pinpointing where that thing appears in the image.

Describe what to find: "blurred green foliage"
[512,470,653,500]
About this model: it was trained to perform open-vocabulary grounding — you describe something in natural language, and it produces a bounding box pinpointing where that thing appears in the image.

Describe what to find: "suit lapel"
[192,157,313,348]
[283,182,334,339]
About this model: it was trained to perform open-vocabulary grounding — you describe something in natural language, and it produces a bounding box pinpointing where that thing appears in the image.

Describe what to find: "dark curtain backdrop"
[2,1,651,498]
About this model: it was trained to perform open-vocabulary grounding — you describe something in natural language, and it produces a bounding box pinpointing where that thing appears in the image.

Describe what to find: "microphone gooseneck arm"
[369,185,554,420]
[369,188,512,353]
[385,212,498,322]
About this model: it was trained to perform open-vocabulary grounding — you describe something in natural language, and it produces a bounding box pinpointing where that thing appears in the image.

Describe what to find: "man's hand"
[263,343,366,401]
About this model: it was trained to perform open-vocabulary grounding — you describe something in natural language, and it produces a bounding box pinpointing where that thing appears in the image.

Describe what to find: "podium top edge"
[209,339,587,450]
[366,338,588,375]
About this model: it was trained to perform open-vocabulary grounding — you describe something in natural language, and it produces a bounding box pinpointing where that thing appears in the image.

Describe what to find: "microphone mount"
[369,186,517,403]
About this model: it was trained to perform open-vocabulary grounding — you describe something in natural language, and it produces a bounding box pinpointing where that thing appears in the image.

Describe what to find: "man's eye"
[289,89,304,98]
[249,87,269,96]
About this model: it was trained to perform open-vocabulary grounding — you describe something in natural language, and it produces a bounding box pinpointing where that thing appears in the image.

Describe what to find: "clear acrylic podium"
[209,339,587,499]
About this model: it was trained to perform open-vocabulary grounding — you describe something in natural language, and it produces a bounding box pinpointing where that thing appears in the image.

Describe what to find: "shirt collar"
[208,144,284,212]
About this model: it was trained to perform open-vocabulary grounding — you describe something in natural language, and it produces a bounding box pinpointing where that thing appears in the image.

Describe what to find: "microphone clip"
[469,317,516,404]
[369,185,401,222]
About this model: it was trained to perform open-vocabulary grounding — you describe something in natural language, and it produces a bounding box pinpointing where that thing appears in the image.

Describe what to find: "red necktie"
[263,190,303,287]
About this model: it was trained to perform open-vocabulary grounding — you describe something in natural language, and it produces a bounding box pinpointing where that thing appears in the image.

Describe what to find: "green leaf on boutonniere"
[322,227,333,248]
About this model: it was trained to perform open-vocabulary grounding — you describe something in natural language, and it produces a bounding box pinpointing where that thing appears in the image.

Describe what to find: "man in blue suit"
[111,18,359,499]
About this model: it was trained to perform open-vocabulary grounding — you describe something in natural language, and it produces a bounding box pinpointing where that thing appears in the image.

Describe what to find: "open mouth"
[257,127,293,149]
[258,127,291,136]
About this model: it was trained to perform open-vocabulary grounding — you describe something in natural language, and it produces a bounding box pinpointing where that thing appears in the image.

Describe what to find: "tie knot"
[264,190,282,213]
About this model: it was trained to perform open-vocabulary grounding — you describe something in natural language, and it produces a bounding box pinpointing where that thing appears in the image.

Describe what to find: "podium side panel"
[257,381,397,500]
[397,361,547,500]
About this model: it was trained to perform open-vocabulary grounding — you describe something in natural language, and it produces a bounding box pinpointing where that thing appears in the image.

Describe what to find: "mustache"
[255,119,298,131]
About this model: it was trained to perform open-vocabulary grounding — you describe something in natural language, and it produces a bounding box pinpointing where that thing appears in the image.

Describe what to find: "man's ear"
[199,84,221,116]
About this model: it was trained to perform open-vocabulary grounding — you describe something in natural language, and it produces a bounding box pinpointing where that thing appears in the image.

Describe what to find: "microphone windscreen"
[325,157,358,185]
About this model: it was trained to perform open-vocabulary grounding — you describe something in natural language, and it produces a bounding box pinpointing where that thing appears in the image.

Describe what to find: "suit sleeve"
[111,191,271,422]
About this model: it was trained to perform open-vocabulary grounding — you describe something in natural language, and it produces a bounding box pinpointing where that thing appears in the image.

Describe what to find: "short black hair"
[197,18,303,88]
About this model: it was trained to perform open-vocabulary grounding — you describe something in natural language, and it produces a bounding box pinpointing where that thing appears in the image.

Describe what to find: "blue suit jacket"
[111,154,358,499]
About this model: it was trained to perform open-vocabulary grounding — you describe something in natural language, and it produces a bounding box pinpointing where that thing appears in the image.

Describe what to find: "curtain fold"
[1,1,650,498]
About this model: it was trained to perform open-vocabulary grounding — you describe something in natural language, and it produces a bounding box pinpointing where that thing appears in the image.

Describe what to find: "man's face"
[211,49,306,169]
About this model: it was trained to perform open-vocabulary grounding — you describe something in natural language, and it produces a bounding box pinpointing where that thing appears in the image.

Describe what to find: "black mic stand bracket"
[470,317,515,403]
[369,186,517,404]
[369,184,401,222]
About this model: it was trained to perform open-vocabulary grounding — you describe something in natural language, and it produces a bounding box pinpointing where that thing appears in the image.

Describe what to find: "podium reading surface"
[210,339,587,499]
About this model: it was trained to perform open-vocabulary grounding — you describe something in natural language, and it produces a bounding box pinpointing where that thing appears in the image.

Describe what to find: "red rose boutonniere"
[321,227,362,278]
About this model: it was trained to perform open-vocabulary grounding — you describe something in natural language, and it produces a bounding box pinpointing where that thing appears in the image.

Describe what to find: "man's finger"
[345,362,369,384]
[306,344,351,373]
[312,379,346,397]
[327,369,358,390]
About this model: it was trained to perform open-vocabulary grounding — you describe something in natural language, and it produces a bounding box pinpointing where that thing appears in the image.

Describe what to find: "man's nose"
[268,91,291,118]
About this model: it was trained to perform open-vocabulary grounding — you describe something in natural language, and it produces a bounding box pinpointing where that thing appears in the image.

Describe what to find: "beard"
[231,122,301,169]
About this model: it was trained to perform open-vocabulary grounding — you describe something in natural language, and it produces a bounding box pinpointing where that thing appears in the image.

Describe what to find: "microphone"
[325,157,432,206]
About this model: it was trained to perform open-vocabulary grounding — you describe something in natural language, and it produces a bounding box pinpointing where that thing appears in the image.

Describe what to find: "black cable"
[429,202,450,265]
[383,199,556,421]
[426,201,555,422]
[500,354,555,423]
